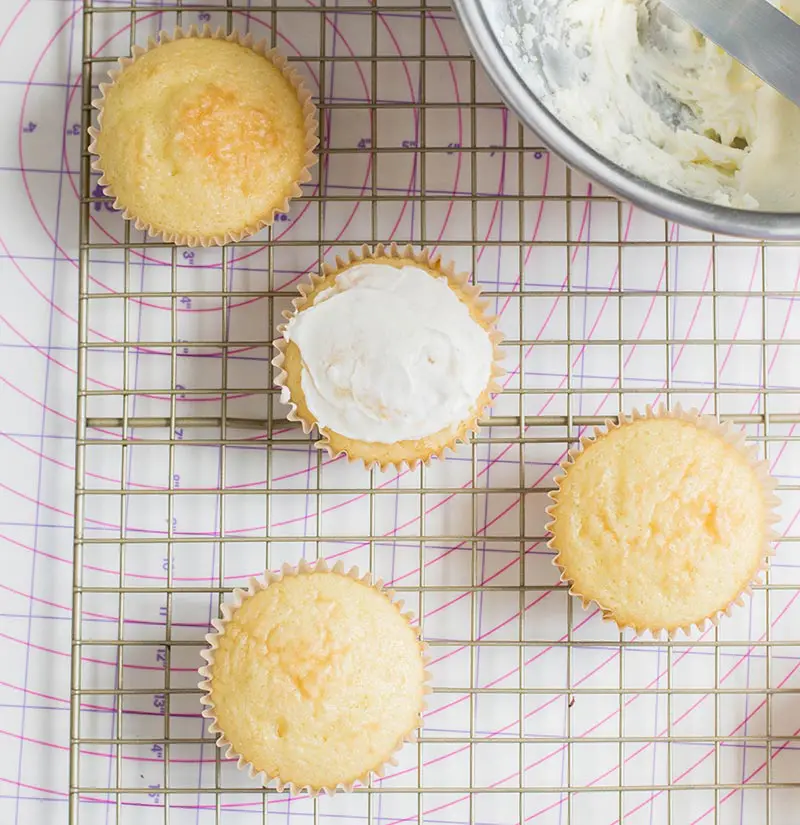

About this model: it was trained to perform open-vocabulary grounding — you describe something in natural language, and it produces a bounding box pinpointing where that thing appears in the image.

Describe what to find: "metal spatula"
[660,0,800,108]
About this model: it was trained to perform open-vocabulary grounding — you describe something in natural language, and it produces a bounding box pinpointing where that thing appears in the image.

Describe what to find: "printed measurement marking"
[182,250,195,265]
[179,296,192,308]
[175,384,187,400]
[91,183,115,213]
[152,694,166,715]
[65,123,81,136]
[155,647,167,667]
[21,122,36,134]
[172,473,181,489]
[147,784,161,802]
[401,139,418,149]
[274,213,290,222]
[446,142,461,155]
[150,744,164,759]
[158,605,167,619]
[357,137,371,150]
[198,12,211,21]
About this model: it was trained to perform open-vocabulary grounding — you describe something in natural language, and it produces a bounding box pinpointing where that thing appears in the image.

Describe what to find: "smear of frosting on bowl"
[501,0,800,210]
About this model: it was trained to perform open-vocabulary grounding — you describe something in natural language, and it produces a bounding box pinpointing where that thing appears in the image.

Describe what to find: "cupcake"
[198,559,428,795]
[546,405,779,637]
[89,27,318,246]
[273,244,505,470]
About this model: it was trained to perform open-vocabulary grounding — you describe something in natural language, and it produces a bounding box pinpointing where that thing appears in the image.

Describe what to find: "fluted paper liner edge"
[88,25,319,247]
[545,403,781,640]
[272,243,506,472]
[197,557,430,796]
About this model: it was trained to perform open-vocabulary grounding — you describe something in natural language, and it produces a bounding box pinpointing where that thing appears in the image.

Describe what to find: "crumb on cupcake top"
[549,416,769,632]
[208,570,424,790]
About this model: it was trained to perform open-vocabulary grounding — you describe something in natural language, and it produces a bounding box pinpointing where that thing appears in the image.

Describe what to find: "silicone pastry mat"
[1,1,799,823]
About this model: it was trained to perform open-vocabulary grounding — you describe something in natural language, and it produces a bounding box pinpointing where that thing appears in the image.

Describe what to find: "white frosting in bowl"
[283,262,495,444]
[499,0,800,210]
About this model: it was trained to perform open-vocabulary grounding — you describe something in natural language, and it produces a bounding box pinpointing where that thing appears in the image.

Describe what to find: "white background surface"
[3,1,800,823]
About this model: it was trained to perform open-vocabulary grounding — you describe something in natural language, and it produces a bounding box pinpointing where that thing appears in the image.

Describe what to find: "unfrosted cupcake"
[89,27,317,246]
[198,559,427,795]
[546,406,779,636]
[273,244,505,470]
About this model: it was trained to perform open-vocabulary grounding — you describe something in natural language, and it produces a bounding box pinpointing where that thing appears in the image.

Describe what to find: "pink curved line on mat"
[7,3,800,816]
[423,10,464,255]
[610,574,800,823]
[474,111,508,265]
[381,223,787,811]
[25,5,374,327]
[0,629,197,673]
[0,728,219,765]
[521,241,796,822]
[54,10,320,273]
[699,247,762,416]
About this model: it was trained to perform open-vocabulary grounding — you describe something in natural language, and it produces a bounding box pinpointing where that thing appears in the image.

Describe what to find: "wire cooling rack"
[71,1,800,824]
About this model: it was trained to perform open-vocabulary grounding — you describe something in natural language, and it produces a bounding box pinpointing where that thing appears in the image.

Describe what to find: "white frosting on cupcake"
[284,262,494,443]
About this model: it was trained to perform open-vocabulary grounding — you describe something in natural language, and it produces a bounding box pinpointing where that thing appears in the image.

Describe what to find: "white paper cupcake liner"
[88,25,318,247]
[272,242,506,471]
[545,403,781,638]
[198,557,430,795]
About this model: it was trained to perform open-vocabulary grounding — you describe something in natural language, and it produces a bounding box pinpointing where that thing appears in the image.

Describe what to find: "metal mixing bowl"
[451,0,800,239]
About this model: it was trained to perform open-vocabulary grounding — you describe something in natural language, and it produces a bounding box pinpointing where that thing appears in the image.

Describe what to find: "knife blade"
[660,0,800,109]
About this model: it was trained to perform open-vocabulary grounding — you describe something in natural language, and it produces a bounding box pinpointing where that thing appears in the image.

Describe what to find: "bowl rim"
[450,0,800,240]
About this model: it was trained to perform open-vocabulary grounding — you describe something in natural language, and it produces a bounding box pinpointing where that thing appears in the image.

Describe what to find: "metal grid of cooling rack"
[71,1,800,824]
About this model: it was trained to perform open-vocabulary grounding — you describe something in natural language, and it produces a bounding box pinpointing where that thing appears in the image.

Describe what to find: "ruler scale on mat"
[0,0,776,824]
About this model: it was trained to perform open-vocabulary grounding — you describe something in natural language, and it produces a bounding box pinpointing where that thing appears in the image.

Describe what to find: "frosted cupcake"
[546,406,779,636]
[198,559,428,795]
[273,244,504,470]
[89,27,317,246]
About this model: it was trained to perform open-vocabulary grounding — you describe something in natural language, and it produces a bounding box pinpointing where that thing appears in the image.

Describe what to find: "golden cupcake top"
[548,413,773,634]
[203,566,425,792]
[91,32,315,244]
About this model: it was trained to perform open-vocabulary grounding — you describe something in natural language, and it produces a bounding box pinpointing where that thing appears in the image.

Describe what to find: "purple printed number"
[150,744,164,759]
[152,694,166,715]
[147,785,161,802]
[155,647,167,667]
[401,139,418,149]
[22,122,36,134]
[65,123,81,136]
[172,473,181,488]
[198,12,211,21]
[274,213,290,222]
[446,142,461,155]
[357,137,371,150]
[534,151,545,159]
[179,296,192,308]
[91,183,115,213]
[182,250,195,264]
